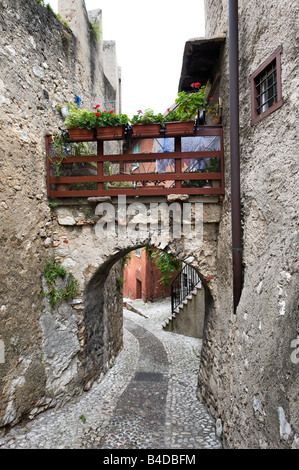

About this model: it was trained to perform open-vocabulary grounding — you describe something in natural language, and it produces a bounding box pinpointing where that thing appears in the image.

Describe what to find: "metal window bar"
[255,62,277,114]
[171,264,200,314]
[256,77,277,100]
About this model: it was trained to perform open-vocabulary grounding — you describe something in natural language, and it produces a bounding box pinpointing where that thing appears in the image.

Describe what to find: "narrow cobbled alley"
[0,299,221,450]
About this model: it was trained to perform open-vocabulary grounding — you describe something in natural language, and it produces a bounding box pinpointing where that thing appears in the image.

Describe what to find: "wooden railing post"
[97,140,104,191]
[174,136,182,189]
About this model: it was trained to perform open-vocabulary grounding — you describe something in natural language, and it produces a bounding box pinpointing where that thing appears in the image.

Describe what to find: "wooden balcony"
[46,125,224,198]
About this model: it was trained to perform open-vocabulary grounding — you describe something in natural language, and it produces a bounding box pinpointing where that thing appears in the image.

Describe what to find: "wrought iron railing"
[46,125,224,198]
[171,264,200,314]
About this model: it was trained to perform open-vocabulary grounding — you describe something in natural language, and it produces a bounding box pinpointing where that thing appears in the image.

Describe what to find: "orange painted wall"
[123,249,179,302]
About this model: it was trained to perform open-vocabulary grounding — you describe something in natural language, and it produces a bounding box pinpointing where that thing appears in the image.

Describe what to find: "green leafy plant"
[129,109,166,126]
[206,97,220,116]
[120,252,132,269]
[56,102,76,115]
[144,248,181,288]
[43,260,79,310]
[204,157,221,173]
[62,82,210,132]
[35,0,51,6]
[90,22,101,42]
[182,157,220,188]
[131,83,207,125]
[116,276,125,290]
[48,131,93,176]
[48,200,58,208]
[35,1,71,29]
[56,13,71,30]
[169,82,207,121]
[64,105,129,129]
[48,132,69,176]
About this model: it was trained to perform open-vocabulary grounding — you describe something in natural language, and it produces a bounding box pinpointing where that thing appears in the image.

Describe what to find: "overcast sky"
[47,0,205,117]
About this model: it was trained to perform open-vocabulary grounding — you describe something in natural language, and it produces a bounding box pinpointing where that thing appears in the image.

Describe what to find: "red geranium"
[93,104,101,109]
[94,112,100,116]
[191,82,201,89]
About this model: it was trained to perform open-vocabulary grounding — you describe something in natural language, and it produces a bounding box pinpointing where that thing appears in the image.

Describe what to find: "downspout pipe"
[229,0,242,313]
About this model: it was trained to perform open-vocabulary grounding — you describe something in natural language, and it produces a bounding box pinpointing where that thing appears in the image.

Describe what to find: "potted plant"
[128,83,208,138]
[64,105,129,140]
[206,97,222,125]
[64,107,96,140]
[129,109,166,137]
[164,82,207,135]
[92,105,129,139]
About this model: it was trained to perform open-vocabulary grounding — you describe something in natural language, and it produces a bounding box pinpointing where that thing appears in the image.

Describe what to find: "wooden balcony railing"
[46,125,224,198]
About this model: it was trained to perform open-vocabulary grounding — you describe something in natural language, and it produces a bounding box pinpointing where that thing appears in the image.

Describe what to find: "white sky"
[47,0,205,117]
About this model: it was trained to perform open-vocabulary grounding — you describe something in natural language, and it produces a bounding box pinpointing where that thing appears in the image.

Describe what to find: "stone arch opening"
[82,242,215,389]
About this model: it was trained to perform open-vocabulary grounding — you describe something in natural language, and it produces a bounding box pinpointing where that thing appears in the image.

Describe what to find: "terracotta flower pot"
[165,121,195,137]
[67,128,95,141]
[96,125,125,140]
[131,123,162,138]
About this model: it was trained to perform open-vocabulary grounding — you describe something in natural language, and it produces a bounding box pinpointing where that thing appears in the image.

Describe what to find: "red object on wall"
[123,249,178,302]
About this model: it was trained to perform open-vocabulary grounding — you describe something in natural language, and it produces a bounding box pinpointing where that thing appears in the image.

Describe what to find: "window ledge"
[250,98,284,126]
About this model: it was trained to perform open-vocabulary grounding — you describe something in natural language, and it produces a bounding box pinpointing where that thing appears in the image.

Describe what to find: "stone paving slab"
[0,298,222,450]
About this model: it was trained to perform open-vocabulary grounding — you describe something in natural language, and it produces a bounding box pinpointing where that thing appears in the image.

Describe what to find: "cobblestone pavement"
[0,298,222,450]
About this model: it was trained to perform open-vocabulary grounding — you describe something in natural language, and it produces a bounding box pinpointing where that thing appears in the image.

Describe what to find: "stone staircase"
[162,282,204,338]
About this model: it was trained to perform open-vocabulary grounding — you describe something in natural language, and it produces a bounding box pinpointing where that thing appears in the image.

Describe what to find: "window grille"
[250,45,283,126]
[255,61,277,115]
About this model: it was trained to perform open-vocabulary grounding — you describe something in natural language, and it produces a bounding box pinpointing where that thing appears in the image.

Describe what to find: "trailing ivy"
[120,252,132,270]
[42,260,79,310]
[144,247,181,288]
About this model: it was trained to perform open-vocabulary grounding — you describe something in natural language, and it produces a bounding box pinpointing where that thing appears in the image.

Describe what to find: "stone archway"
[81,243,217,392]
[41,197,221,400]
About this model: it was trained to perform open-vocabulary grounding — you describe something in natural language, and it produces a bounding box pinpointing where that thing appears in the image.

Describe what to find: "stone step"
[164,281,202,330]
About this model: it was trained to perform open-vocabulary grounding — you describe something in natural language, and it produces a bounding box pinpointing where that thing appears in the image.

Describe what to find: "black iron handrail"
[171,264,200,314]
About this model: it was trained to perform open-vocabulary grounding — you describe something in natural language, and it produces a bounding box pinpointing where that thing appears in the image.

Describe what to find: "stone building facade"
[195,0,298,448]
[0,0,122,427]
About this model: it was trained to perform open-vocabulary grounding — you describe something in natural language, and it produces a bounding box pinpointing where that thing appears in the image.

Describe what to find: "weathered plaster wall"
[200,0,299,449]
[0,0,121,427]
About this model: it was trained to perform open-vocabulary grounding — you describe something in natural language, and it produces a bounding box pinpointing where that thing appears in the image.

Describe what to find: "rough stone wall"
[0,0,121,427]
[199,0,299,449]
